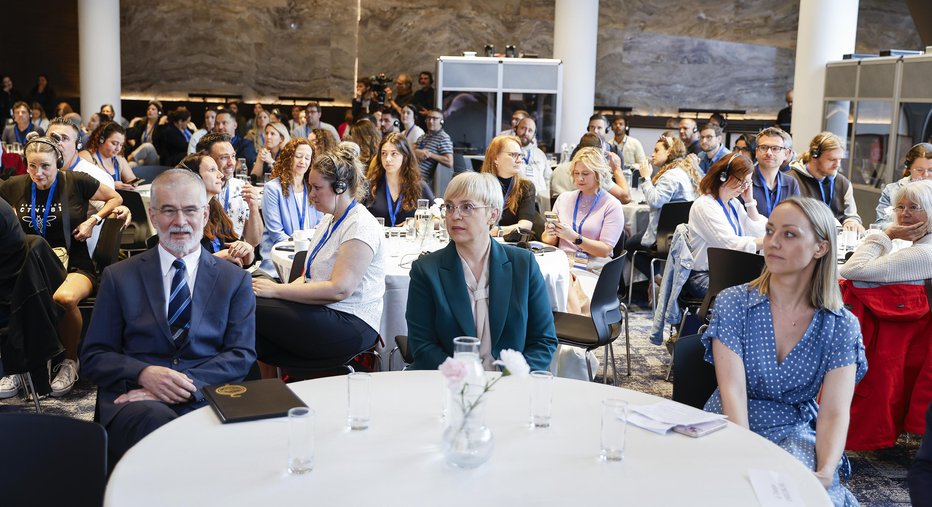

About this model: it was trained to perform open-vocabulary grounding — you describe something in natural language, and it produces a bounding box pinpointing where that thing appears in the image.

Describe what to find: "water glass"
[416,199,430,210]
[347,372,371,430]
[288,407,315,474]
[375,217,385,227]
[600,399,627,462]
[529,370,553,428]
[405,217,417,239]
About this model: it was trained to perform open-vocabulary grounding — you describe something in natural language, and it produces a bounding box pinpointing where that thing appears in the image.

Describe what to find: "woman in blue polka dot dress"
[701,197,867,506]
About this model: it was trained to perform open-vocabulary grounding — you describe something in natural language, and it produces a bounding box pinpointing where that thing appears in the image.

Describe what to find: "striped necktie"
[167,259,192,343]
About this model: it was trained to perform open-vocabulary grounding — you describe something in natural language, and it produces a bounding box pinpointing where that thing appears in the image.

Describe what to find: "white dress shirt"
[157,244,201,315]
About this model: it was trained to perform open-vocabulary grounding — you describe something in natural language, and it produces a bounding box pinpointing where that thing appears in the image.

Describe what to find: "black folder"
[203,378,307,424]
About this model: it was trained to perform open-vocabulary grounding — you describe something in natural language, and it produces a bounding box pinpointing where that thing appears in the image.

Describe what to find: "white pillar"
[790,0,858,149]
[78,0,122,121]
[553,0,598,149]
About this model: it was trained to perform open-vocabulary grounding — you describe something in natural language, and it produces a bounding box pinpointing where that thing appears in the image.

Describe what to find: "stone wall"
[118,0,921,116]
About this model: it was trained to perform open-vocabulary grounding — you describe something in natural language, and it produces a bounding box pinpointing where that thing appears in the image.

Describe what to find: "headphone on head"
[25,132,65,169]
[392,118,400,128]
[718,153,740,183]
[692,124,699,134]
[332,164,348,194]
[810,136,825,159]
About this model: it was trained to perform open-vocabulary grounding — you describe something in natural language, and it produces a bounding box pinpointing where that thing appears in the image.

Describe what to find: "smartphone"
[544,211,559,224]
[672,419,727,438]
[276,244,295,252]
[128,178,145,186]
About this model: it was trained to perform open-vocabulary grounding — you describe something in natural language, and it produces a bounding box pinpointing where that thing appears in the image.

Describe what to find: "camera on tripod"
[370,73,394,104]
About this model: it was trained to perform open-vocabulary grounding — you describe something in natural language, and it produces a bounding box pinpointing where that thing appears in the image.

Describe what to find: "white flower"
[494,349,530,378]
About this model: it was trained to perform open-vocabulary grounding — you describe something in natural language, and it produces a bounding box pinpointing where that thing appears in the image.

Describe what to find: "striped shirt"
[416,130,453,183]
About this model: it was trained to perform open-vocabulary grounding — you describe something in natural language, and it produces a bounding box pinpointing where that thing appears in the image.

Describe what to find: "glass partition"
[823,101,855,181]
[442,91,495,155]
[501,93,558,152]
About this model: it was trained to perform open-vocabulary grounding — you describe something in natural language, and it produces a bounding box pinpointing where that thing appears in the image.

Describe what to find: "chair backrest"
[671,333,718,409]
[453,153,470,174]
[395,335,413,364]
[0,413,107,507]
[116,189,153,249]
[131,165,172,183]
[698,247,766,321]
[288,250,308,283]
[590,255,627,344]
[92,218,124,271]
[655,201,693,254]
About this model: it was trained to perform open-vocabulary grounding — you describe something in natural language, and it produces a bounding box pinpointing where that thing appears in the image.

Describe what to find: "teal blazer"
[406,240,557,371]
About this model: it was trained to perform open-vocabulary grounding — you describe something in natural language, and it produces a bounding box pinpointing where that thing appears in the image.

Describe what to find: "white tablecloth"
[105,371,831,507]
[271,236,571,370]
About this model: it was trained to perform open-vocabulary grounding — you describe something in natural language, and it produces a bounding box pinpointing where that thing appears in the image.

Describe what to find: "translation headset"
[718,153,741,182]
[331,160,348,194]
[692,124,699,134]
[392,118,400,128]
[810,136,825,159]
[24,132,65,169]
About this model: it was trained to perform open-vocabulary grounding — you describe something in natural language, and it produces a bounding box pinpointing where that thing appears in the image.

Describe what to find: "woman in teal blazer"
[406,170,557,372]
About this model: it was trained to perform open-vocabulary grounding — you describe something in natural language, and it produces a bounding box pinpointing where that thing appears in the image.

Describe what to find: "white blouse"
[840,231,932,283]
[687,194,766,271]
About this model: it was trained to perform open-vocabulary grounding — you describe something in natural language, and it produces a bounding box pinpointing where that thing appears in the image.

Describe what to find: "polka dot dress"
[701,284,868,507]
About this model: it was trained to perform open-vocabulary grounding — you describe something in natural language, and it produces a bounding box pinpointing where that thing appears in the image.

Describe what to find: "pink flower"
[439,357,468,391]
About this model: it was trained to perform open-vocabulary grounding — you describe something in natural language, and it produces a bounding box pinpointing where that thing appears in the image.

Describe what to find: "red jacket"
[841,279,932,450]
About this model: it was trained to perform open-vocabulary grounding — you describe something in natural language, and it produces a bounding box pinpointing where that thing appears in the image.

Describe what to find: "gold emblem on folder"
[215,384,247,398]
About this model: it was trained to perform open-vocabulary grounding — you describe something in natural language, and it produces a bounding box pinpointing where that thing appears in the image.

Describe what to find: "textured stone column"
[791,0,859,148]
[554,0,598,149]
[78,0,122,121]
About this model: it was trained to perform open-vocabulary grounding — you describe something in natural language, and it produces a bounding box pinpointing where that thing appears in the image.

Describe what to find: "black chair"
[469,157,484,172]
[389,334,413,370]
[671,333,718,409]
[0,413,107,507]
[628,200,693,310]
[552,255,630,385]
[130,165,171,183]
[79,218,125,313]
[667,247,765,380]
[452,153,470,174]
[117,189,152,255]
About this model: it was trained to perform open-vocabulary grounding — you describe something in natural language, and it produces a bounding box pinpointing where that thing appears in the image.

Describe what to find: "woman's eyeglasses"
[894,204,924,213]
[441,202,489,218]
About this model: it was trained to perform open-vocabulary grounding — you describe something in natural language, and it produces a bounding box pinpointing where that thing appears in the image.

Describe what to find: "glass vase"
[441,383,495,468]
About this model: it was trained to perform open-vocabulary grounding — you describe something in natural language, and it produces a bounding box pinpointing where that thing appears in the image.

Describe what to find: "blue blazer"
[406,241,557,372]
[80,246,256,427]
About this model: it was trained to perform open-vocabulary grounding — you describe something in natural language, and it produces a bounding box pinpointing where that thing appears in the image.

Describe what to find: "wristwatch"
[573,234,583,245]
[91,214,103,224]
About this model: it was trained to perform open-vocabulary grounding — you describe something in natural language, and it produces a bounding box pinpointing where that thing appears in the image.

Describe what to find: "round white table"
[271,235,571,370]
[105,371,831,506]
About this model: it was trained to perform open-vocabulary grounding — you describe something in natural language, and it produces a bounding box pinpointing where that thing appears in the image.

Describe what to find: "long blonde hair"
[748,197,843,311]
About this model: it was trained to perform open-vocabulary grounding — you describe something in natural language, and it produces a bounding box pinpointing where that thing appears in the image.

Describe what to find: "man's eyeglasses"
[757,145,786,154]
[894,204,925,213]
[441,202,489,218]
[425,116,443,122]
[154,206,205,218]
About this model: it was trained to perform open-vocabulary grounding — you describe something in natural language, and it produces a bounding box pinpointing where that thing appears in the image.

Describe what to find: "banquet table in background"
[272,234,571,370]
[105,371,831,507]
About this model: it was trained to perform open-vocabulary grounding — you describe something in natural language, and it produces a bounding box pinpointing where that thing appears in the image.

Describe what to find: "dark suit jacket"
[233,136,258,170]
[406,241,557,371]
[80,246,256,426]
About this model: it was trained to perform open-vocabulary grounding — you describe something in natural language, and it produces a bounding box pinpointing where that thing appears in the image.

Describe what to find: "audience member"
[155,107,193,167]
[352,77,373,119]
[252,121,290,179]
[348,119,382,166]
[30,102,49,132]
[874,143,932,227]
[0,133,126,397]
[298,102,340,143]
[406,171,557,371]
[214,108,257,169]
[84,112,101,136]
[125,100,163,163]
[378,107,401,136]
[0,76,21,127]
[480,135,538,239]
[412,71,435,116]
[196,133,263,246]
[702,196,865,505]
[414,108,454,185]
[790,132,863,233]
[309,127,338,161]
[697,123,730,174]
[177,153,255,267]
[678,118,702,156]
[245,108,270,151]
[365,132,434,227]
[776,88,793,132]
[288,105,306,138]
[79,121,140,190]
[732,133,757,163]
[587,113,612,143]
[516,117,553,212]
[686,153,766,297]
[252,143,385,373]
[499,109,529,137]
[2,101,44,145]
[841,180,932,283]
[258,138,325,277]
[26,74,56,117]
[751,127,800,217]
[386,73,415,116]
[188,109,216,154]
[609,115,647,169]
[401,104,425,148]
[80,168,256,463]
[100,103,128,128]
[550,133,602,197]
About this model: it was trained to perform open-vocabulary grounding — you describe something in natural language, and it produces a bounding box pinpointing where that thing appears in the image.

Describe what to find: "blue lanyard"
[30,175,59,238]
[405,125,414,138]
[259,132,265,146]
[523,149,532,165]
[182,129,192,142]
[291,184,308,231]
[231,135,239,147]
[756,166,781,216]
[142,124,153,142]
[304,126,310,138]
[223,184,231,214]
[812,167,835,205]
[96,152,120,182]
[67,156,79,171]
[14,123,33,144]
[209,236,222,253]
[572,190,603,235]
[305,200,357,280]
[384,175,402,227]
[716,198,742,236]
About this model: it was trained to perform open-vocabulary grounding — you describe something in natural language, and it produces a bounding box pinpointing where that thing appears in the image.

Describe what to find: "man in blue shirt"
[748,127,800,217]
[698,123,730,175]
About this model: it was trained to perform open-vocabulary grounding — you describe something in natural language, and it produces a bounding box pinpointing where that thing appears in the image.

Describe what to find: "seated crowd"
[5,71,932,505]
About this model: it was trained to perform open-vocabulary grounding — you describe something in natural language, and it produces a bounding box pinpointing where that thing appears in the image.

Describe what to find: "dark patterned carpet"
[0,305,917,505]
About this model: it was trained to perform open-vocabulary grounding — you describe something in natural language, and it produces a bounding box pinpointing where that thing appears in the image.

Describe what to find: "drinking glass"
[347,372,371,430]
[288,407,315,474]
[375,217,385,227]
[600,399,627,462]
[529,370,553,428]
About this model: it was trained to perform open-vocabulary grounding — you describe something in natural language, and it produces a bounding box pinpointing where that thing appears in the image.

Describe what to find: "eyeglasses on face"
[757,144,785,154]
[894,204,925,213]
[154,206,205,218]
[502,151,523,162]
[441,202,489,218]
[731,177,752,189]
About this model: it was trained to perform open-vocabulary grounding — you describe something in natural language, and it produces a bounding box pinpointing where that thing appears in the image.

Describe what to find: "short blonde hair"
[749,197,843,311]
[894,179,932,236]
[571,147,614,192]
[444,172,503,218]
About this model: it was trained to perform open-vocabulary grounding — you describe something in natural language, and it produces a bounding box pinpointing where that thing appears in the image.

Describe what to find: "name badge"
[572,249,590,270]
[525,165,535,177]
